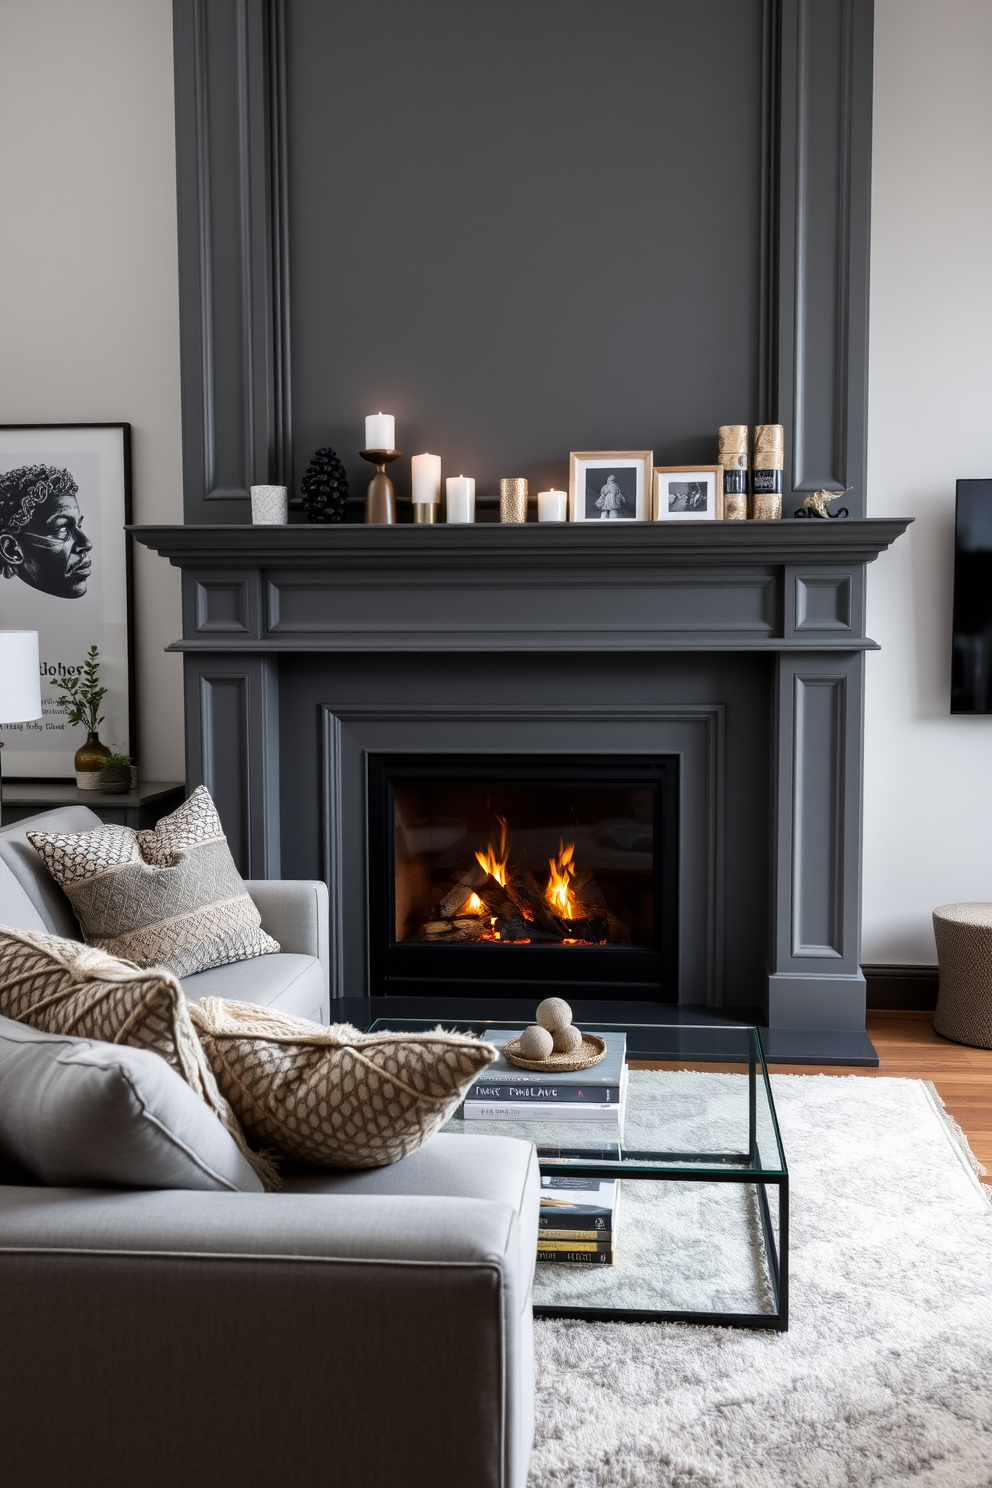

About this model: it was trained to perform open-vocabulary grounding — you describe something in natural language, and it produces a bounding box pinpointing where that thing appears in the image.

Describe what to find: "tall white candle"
[445,475,475,524]
[411,452,442,504]
[365,412,395,450]
[537,489,568,522]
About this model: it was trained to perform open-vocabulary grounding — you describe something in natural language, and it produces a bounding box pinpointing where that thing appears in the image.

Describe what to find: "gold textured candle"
[499,477,528,523]
[752,424,784,519]
[718,425,749,520]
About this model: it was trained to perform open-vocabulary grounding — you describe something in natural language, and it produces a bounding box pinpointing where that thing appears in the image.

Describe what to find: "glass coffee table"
[366,1018,789,1331]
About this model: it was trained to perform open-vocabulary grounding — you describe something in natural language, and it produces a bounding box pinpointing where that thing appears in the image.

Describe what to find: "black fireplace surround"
[368,752,680,1002]
[133,520,910,1062]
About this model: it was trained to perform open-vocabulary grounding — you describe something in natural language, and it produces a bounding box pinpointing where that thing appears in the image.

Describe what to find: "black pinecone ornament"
[301,446,349,523]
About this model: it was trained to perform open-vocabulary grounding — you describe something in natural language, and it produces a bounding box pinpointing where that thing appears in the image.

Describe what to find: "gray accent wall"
[172,0,874,521]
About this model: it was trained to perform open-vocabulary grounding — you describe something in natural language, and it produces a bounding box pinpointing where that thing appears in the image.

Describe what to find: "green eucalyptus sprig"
[53,645,107,733]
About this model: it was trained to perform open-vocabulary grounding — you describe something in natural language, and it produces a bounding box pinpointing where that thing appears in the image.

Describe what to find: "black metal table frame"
[367,1016,789,1331]
[532,1041,789,1332]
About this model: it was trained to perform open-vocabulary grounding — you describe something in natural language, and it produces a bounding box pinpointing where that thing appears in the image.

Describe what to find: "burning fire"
[464,893,484,914]
[475,814,509,886]
[545,839,578,920]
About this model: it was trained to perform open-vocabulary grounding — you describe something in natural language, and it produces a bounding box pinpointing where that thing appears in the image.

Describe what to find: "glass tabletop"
[365,1018,787,1180]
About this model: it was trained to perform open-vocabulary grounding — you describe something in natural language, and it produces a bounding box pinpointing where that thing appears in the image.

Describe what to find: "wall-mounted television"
[951,478,992,713]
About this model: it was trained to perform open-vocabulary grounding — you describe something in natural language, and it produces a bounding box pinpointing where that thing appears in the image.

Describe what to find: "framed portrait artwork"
[652,465,724,522]
[0,424,134,777]
[569,452,653,522]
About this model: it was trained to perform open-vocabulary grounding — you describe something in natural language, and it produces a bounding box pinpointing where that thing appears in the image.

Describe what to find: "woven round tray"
[503,1033,607,1072]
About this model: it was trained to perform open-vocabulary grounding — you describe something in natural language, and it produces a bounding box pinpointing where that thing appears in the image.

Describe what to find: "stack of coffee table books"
[538,1175,620,1265]
[462,1030,628,1122]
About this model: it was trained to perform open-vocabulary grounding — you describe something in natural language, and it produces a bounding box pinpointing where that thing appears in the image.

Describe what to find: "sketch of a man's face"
[0,466,93,598]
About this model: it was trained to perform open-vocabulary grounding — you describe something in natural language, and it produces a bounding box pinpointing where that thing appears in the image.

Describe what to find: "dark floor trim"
[863,964,938,1012]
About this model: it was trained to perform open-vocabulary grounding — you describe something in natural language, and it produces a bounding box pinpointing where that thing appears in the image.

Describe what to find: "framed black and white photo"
[569,451,653,523]
[0,424,133,777]
[652,465,723,522]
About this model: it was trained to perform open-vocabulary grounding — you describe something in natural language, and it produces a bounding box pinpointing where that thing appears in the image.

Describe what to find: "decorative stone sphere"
[536,997,573,1033]
[518,1024,554,1060]
[552,1024,582,1054]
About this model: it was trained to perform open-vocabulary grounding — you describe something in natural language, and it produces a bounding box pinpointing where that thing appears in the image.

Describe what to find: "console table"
[0,781,185,831]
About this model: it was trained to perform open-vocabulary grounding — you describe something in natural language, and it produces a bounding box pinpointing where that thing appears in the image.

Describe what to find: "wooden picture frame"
[569,452,653,523]
[652,464,724,521]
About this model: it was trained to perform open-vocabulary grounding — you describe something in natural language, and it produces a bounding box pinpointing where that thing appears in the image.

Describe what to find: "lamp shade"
[0,631,42,723]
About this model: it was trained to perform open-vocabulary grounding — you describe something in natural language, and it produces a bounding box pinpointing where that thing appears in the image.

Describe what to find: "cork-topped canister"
[932,902,992,1049]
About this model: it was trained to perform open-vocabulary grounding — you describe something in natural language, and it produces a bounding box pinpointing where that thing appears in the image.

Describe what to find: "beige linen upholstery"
[27,786,279,977]
[189,998,498,1167]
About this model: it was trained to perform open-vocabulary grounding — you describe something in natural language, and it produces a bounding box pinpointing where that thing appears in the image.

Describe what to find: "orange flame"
[464,893,484,914]
[545,839,578,919]
[475,815,509,886]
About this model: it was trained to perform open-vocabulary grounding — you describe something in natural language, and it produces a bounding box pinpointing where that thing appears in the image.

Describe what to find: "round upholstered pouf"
[932,903,992,1048]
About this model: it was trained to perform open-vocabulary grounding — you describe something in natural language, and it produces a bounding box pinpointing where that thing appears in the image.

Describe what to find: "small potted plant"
[98,751,133,795]
[52,645,110,789]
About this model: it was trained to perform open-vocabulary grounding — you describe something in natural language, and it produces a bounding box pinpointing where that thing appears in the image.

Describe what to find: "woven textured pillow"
[27,786,279,978]
[188,998,498,1169]
[0,926,274,1187]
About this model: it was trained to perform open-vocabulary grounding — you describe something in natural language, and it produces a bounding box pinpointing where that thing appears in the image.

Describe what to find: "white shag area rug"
[529,1073,992,1487]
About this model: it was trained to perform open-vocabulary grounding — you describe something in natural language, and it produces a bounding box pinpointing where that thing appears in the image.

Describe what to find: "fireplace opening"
[367,755,678,1001]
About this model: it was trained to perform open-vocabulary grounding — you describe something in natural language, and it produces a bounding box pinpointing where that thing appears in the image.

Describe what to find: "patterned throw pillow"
[27,786,279,979]
[188,998,498,1169]
[0,926,275,1187]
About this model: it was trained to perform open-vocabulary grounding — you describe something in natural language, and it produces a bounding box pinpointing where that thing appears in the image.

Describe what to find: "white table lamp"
[0,631,42,812]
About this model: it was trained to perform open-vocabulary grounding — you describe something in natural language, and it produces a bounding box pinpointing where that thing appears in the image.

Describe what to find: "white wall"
[0,0,184,782]
[864,0,992,963]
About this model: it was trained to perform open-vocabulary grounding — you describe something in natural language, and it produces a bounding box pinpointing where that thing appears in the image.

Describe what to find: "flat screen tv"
[951,478,992,713]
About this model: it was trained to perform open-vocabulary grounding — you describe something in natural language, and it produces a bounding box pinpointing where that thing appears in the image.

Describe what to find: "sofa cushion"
[0,926,271,1186]
[188,998,498,1169]
[0,1015,263,1192]
[281,1130,541,1292]
[182,953,325,1022]
[27,786,279,978]
[0,806,101,938]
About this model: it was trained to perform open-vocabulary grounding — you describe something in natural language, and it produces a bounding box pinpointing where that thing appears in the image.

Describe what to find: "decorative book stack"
[538,1176,620,1265]
[462,1030,628,1122]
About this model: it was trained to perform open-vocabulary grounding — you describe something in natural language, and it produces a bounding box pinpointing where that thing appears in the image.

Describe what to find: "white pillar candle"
[365,412,395,450]
[445,475,475,523]
[411,453,442,504]
[537,489,568,522]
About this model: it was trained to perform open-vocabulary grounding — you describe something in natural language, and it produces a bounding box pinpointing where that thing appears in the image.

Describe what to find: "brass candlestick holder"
[360,449,401,524]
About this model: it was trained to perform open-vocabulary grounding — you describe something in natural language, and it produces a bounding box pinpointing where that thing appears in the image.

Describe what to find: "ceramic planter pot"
[75,732,110,790]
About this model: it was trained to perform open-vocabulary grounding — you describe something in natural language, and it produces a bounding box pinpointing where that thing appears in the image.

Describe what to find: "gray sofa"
[0,808,538,1488]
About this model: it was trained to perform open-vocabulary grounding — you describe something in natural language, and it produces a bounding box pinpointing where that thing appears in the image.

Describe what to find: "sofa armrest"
[244,878,329,984]
[0,1186,532,1488]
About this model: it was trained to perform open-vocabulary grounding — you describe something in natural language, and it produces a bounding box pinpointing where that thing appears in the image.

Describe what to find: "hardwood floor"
[775,1010,992,1182]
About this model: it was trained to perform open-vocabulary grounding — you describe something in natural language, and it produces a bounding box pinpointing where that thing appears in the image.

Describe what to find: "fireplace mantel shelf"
[132,518,911,655]
[132,518,910,570]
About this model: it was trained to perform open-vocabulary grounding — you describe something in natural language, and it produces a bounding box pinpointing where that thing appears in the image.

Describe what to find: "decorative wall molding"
[172,0,875,524]
[184,653,280,875]
[134,519,909,654]
[173,0,290,519]
[774,0,873,511]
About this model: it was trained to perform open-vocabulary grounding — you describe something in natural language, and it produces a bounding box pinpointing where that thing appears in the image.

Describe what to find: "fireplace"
[368,755,679,1001]
[133,518,912,1060]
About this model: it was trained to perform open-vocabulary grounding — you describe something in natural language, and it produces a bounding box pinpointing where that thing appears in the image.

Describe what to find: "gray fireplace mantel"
[132,518,910,1040]
[132,519,910,654]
